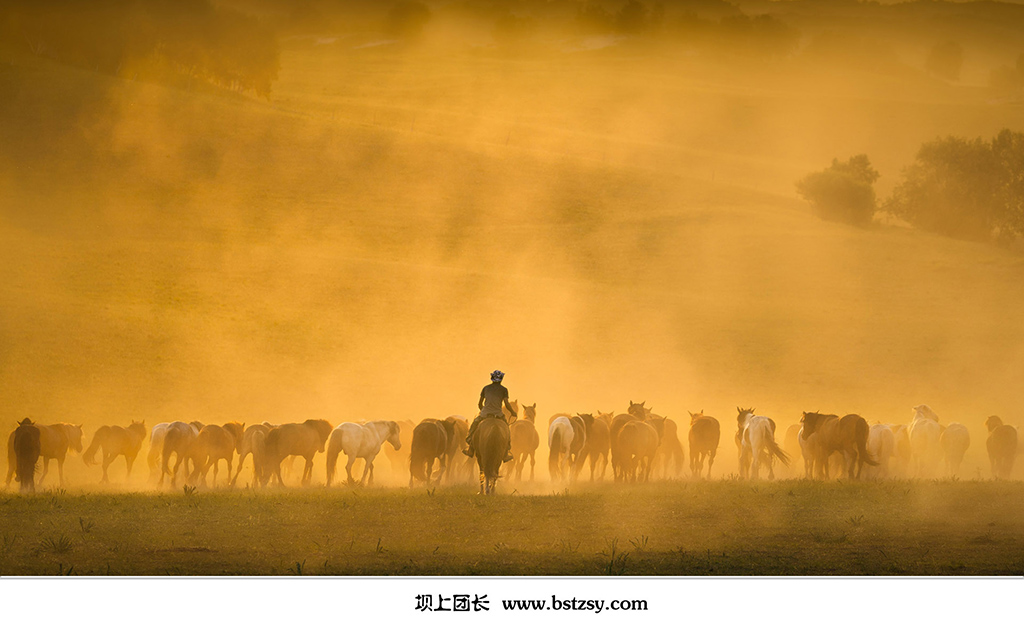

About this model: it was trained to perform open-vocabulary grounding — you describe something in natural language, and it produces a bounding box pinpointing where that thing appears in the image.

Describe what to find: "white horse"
[325,420,402,486]
[909,405,942,477]
[737,408,788,480]
[862,424,895,480]
[940,423,970,477]
[548,416,575,482]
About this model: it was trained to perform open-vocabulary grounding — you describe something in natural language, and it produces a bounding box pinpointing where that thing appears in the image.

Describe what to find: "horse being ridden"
[474,417,511,495]
[326,420,402,486]
[83,421,147,484]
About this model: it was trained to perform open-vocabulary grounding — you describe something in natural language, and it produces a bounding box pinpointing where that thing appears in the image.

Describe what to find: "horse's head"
[17,418,34,427]
[689,411,704,424]
[736,407,754,428]
[912,405,939,422]
[523,403,537,422]
[387,421,402,451]
[310,419,333,450]
[69,425,84,453]
[985,415,1004,432]
[576,413,594,427]
[628,401,646,419]
[129,420,147,440]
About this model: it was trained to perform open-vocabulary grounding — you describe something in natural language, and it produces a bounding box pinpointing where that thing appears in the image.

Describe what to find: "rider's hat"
[490,370,505,382]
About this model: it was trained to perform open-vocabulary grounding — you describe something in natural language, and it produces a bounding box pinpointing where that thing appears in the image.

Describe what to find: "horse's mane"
[800,411,838,436]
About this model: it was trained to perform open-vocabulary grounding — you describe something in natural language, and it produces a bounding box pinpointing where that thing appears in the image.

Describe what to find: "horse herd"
[4,401,1020,494]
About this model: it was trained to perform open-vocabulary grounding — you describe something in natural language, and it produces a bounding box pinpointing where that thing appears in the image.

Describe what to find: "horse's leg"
[101,451,113,484]
[57,457,65,487]
[346,455,357,486]
[39,457,50,485]
[303,456,314,485]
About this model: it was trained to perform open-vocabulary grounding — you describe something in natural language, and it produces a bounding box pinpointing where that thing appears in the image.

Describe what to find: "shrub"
[796,155,879,226]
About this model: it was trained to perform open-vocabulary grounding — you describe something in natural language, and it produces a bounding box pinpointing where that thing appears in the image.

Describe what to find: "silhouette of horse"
[575,413,610,481]
[442,416,473,484]
[147,422,172,482]
[737,408,788,480]
[160,421,201,487]
[12,419,41,493]
[862,424,896,480]
[326,420,401,487]
[609,408,643,482]
[83,421,147,483]
[940,423,970,477]
[800,412,876,479]
[652,417,684,479]
[474,417,510,495]
[510,404,540,482]
[548,416,575,482]
[265,419,333,486]
[230,423,275,487]
[688,411,720,479]
[7,423,82,487]
[985,416,1017,479]
[189,422,244,487]
[908,405,942,477]
[616,417,664,482]
[409,419,450,487]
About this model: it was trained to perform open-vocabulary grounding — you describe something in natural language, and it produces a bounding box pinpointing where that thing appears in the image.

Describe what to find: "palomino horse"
[474,417,510,495]
[940,423,970,477]
[12,418,41,493]
[325,420,402,486]
[985,416,1017,479]
[615,417,664,482]
[6,423,82,487]
[264,419,333,486]
[189,422,244,487]
[231,423,275,487]
[737,408,788,480]
[548,416,575,482]
[160,422,201,486]
[800,412,876,479]
[862,424,896,480]
[688,411,720,479]
[510,404,540,482]
[409,419,451,487]
[908,405,942,477]
[575,413,610,481]
[83,421,147,483]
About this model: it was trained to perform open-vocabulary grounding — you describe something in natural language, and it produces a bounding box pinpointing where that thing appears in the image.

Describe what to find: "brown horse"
[609,407,644,482]
[474,417,510,495]
[442,416,473,483]
[231,423,275,487]
[12,418,41,493]
[800,412,876,479]
[688,411,720,479]
[652,417,684,479]
[83,421,147,483]
[160,422,202,486]
[189,422,244,487]
[986,416,1017,479]
[575,413,610,481]
[264,419,333,486]
[616,417,664,482]
[409,419,450,487]
[6,423,83,487]
[510,404,540,482]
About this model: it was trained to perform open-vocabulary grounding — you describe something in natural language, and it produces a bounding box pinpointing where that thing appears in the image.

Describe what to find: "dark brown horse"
[474,417,510,495]
[13,418,41,493]
[800,412,876,479]
[7,423,83,487]
[510,404,540,482]
[688,411,720,479]
[986,415,1018,479]
[575,413,610,481]
[83,421,147,483]
[409,419,451,487]
[264,419,333,486]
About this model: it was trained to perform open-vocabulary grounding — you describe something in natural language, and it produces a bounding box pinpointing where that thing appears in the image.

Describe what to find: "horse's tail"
[82,427,107,466]
[6,431,15,484]
[764,434,790,467]
[325,430,343,485]
[548,427,563,476]
[857,419,879,466]
[250,429,267,485]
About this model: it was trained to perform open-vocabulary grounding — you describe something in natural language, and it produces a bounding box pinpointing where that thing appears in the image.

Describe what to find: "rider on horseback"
[464,370,515,462]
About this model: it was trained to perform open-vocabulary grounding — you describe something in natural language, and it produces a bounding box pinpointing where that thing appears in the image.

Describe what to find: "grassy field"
[2,480,1022,576]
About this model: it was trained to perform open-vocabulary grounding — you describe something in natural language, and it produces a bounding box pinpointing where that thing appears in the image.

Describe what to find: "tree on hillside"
[884,130,1024,242]
[926,40,964,81]
[796,155,879,227]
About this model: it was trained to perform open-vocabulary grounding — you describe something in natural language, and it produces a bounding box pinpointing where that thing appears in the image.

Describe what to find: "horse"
[609,409,643,481]
[326,420,401,487]
[800,412,876,479]
[862,424,896,480]
[574,413,610,481]
[409,419,450,487]
[264,419,333,486]
[442,416,473,483]
[231,423,275,487]
[940,423,970,477]
[12,419,41,493]
[688,411,720,479]
[737,408,788,480]
[908,405,942,477]
[83,421,147,483]
[652,417,684,479]
[147,422,172,482]
[616,417,664,482]
[548,416,575,482]
[383,419,416,478]
[6,423,82,487]
[189,422,244,487]
[474,417,510,495]
[160,421,202,486]
[985,416,1017,479]
[510,404,540,482]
